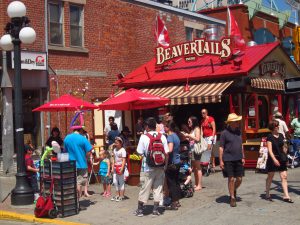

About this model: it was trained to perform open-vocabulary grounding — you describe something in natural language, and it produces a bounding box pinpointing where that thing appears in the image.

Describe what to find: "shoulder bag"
[193,128,208,155]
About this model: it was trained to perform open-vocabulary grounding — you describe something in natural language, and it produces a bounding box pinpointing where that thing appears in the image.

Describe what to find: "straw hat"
[225,113,242,123]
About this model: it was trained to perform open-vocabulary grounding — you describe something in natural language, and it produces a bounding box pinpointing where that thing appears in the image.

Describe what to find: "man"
[135,116,144,141]
[274,112,289,139]
[219,113,245,207]
[134,117,169,217]
[104,116,115,147]
[291,114,300,139]
[64,127,93,209]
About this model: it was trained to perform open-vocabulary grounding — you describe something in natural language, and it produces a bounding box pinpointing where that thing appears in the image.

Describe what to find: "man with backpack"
[134,117,169,217]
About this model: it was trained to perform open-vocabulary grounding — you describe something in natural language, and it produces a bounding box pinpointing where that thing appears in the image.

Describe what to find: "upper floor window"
[70,5,83,47]
[185,27,193,41]
[49,2,63,45]
[254,28,275,45]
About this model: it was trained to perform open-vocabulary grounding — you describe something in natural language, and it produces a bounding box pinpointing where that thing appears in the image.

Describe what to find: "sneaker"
[111,196,118,201]
[152,210,161,217]
[133,209,144,217]
[116,196,123,202]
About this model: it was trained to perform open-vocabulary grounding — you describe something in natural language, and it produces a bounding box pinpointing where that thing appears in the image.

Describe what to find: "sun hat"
[115,136,124,143]
[225,113,242,123]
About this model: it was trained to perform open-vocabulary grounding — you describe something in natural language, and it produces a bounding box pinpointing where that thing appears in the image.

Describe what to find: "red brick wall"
[199,4,294,43]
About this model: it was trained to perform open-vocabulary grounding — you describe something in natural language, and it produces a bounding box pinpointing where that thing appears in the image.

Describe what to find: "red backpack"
[145,133,166,167]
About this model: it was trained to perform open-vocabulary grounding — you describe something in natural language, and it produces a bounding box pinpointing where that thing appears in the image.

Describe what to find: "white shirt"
[275,118,289,138]
[113,147,126,165]
[137,131,169,172]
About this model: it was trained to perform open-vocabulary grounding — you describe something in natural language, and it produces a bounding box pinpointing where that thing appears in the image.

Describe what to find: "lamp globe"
[7,1,26,18]
[0,34,13,51]
[19,27,36,44]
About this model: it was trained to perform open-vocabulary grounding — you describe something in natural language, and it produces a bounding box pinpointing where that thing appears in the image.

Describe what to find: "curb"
[0,210,90,225]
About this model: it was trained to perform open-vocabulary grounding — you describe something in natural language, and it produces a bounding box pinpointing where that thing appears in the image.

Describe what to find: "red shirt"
[201,116,215,137]
[25,154,35,177]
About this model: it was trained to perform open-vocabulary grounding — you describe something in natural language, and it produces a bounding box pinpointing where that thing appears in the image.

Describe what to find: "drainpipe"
[1,51,14,174]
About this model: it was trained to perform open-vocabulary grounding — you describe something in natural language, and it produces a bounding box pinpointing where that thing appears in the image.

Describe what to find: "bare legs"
[266,171,291,200]
[192,160,202,190]
[228,176,242,198]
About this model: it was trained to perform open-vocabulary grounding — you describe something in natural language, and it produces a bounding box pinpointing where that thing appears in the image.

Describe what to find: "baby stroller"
[288,139,300,168]
[200,150,212,177]
[178,144,194,198]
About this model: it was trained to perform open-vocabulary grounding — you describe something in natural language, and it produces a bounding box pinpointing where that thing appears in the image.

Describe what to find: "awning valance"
[251,78,284,90]
[139,80,234,105]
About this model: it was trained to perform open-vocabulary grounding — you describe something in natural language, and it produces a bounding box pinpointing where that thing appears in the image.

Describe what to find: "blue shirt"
[64,133,92,169]
[167,133,180,164]
[108,130,120,145]
[99,158,109,176]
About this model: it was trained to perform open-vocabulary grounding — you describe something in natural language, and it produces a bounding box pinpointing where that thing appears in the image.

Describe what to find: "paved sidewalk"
[1,168,300,225]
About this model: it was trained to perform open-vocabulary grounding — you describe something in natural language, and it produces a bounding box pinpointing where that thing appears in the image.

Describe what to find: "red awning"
[116,42,280,88]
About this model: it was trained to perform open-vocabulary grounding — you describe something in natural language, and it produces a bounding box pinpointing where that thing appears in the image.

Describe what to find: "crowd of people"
[24,108,295,215]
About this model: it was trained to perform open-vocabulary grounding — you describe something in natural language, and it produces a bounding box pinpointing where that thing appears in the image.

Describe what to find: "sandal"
[283,198,294,203]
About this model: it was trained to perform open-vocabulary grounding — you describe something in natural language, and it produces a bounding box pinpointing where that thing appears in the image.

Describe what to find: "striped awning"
[140,80,234,105]
[251,78,284,90]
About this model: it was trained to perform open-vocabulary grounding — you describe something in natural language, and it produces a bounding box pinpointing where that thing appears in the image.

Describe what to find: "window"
[70,5,83,47]
[49,2,63,45]
[254,28,275,45]
[195,29,202,39]
[185,27,193,41]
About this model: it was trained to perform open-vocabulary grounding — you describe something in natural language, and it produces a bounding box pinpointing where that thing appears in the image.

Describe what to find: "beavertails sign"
[155,38,232,65]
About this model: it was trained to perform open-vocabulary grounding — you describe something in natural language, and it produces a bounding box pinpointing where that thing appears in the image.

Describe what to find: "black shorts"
[222,160,244,178]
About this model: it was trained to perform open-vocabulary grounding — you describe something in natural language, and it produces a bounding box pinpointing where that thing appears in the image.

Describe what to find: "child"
[180,159,192,186]
[24,144,39,200]
[96,150,112,197]
[111,137,126,202]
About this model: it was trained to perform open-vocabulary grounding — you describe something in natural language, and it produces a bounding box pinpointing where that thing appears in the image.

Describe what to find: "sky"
[262,0,297,23]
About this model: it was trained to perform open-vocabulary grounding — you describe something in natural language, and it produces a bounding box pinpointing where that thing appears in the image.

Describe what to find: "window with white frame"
[70,4,83,47]
[49,2,63,45]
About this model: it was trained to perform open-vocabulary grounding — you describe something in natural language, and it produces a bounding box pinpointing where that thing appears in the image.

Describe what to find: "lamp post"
[0,1,36,205]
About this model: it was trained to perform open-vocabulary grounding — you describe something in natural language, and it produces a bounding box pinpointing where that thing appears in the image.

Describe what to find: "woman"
[200,109,216,169]
[46,127,63,154]
[265,119,293,203]
[164,120,181,210]
[184,116,202,191]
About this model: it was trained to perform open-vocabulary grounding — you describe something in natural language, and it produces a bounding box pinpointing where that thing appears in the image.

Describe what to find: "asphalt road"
[1,167,300,225]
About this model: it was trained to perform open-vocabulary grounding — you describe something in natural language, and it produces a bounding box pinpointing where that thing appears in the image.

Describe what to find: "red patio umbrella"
[32,94,98,112]
[32,94,98,133]
[98,88,170,110]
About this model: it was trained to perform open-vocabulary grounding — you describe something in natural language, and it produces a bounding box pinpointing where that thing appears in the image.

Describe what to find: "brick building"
[0,0,224,173]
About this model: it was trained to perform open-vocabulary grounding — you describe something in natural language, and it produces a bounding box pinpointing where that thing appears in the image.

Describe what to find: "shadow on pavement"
[142,205,165,216]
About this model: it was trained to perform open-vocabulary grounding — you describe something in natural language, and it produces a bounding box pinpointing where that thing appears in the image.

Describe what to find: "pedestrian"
[119,126,131,148]
[24,144,39,200]
[265,119,293,203]
[108,123,120,147]
[79,128,92,197]
[94,150,112,198]
[200,109,217,169]
[135,116,144,141]
[134,117,169,217]
[291,114,300,139]
[104,116,115,147]
[45,127,64,154]
[274,112,290,139]
[183,116,202,191]
[219,113,245,207]
[164,120,181,210]
[111,137,127,202]
[64,127,93,210]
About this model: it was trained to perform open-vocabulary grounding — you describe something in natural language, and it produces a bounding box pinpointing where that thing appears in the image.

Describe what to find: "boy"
[24,144,39,200]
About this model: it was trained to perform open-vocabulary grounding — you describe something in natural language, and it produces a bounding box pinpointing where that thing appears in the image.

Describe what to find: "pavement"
[1,167,300,225]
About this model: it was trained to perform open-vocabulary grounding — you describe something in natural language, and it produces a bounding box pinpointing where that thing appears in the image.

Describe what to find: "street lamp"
[0,1,36,205]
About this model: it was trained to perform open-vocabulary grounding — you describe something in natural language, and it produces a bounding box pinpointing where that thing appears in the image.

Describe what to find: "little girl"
[111,137,126,202]
[97,150,112,197]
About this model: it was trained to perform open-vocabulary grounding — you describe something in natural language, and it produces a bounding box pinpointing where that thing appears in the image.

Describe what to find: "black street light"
[0,1,36,205]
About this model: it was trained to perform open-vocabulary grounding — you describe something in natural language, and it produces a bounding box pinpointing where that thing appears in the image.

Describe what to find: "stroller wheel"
[48,209,58,218]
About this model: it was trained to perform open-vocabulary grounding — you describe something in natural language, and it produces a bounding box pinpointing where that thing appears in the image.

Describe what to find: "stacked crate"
[42,160,78,217]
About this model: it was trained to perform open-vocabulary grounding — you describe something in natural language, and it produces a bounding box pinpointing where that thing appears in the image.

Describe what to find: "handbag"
[193,129,208,155]
[114,164,123,175]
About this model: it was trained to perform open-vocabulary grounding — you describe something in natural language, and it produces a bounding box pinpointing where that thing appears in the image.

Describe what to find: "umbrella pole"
[65,109,67,135]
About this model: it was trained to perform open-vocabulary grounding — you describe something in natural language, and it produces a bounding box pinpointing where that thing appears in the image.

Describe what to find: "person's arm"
[168,142,174,153]
[211,119,216,137]
[185,127,200,142]
[111,153,115,173]
[241,145,245,165]
[106,159,111,177]
[219,146,224,170]
[267,141,280,166]
[27,165,39,173]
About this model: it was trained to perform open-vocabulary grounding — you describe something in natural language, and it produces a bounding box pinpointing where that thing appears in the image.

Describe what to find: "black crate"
[41,160,78,218]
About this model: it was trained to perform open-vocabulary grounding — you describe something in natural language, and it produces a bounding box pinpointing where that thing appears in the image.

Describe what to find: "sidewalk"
[1,168,300,225]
